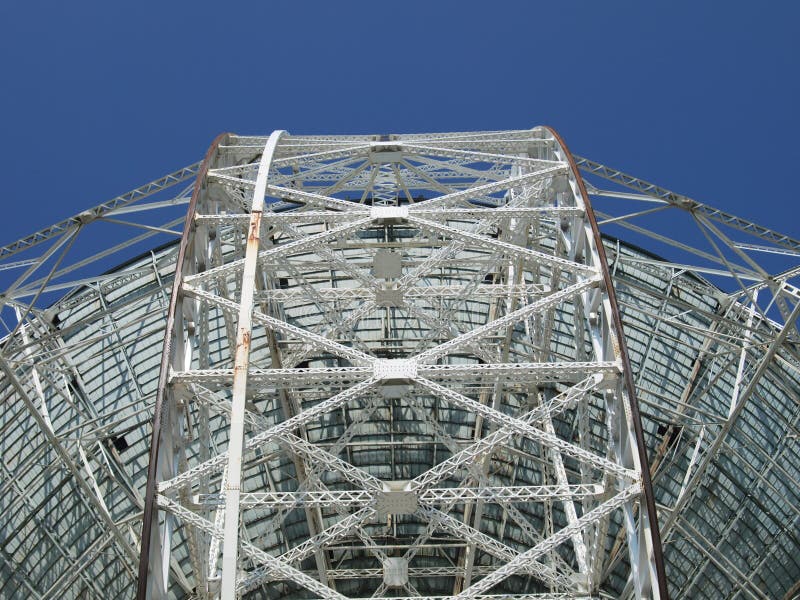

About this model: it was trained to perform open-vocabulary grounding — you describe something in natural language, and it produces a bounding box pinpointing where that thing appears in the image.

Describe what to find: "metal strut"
[546,127,669,599]
[220,130,286,598]
[136,133,232,600]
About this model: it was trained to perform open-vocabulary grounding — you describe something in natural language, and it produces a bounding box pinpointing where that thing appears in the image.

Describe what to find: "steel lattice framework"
[1,128,799,600]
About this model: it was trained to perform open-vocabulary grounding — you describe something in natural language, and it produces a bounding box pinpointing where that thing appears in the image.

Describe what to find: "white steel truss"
[138,129,667,599]
[2,128,799,600]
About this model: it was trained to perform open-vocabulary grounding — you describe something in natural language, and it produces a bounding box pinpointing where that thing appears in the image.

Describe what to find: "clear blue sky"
[1,2,798,246]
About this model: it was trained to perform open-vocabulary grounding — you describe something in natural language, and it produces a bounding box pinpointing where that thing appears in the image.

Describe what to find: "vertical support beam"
[220,130,285,598]
[546,127,669,599]
[137,133,232,600]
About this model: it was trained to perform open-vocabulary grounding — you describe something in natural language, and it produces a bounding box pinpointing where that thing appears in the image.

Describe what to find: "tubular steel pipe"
[136,133,231,600]
[545,126,670,599]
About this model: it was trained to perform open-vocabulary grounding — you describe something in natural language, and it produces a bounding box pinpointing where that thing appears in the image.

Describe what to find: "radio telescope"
[1,129,798,600]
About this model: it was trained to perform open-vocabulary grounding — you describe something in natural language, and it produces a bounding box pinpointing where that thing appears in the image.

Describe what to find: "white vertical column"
[220,130,285,598]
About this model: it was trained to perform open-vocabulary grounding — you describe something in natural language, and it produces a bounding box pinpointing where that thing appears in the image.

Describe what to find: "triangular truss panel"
[139,129,666,599]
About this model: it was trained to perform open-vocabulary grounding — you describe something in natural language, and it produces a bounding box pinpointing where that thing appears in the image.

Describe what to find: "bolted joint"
[371,205,408,225]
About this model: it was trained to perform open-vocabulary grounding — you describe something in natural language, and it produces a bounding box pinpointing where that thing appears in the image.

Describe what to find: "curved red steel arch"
[546,125,669,599]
